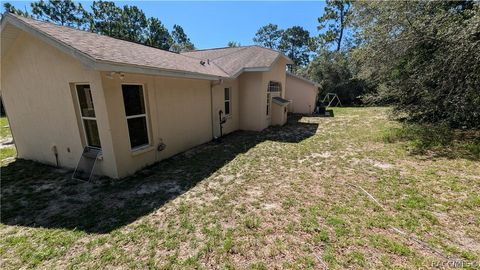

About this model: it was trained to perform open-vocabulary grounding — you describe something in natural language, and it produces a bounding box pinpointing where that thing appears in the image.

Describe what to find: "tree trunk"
[337,4,344,51]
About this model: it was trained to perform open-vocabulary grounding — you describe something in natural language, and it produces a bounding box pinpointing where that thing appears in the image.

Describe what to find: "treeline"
[3,0,194,52]
[253,0,480,129]
[251,1,364,106]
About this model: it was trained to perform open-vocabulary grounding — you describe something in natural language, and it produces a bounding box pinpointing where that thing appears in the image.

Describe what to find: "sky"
[4,1,327,49]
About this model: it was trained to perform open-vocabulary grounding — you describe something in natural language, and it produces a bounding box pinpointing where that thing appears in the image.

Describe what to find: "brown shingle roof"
[181,46,292,77]
[2,13,291,80]
[2,14,227,78]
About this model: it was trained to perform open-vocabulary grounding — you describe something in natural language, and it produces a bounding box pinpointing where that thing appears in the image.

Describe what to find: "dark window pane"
[268,81,281,92]
[224,88,230,100]
[83,119,101,148]
[127,117,149,148]
[266,93,271,115]
[76,85,95,117]
[224,101,230,115]
[122,85,145,116]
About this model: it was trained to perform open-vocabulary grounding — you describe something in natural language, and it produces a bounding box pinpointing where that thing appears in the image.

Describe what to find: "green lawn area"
[0,116,16,166]
[0,116,11,138]
[1,108,479,269]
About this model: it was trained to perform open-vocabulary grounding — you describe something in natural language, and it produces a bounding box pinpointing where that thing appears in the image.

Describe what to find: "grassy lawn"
[0,116,12,138]
[1,108,479,269]
[0,116,16,166]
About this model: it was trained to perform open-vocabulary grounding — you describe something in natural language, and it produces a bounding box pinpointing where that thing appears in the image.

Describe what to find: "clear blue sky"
[4,1,326,49]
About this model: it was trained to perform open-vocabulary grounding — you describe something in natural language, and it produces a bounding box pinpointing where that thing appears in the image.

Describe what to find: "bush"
[383,123,480,159]
[353,2,480,128]
[302,50,370,106]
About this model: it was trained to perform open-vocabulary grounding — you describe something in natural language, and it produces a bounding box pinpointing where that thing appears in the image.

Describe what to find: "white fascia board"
[230,67,270,79]
[93,61,225,81]
[230,53,293,78]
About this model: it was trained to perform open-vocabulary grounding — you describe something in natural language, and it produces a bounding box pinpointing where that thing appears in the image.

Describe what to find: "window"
[266,93,271,116]
[122,84,150,149]
[268,81,281,93]
[76,84,101,148]
[224,88,231,116]
[266,81,280,116]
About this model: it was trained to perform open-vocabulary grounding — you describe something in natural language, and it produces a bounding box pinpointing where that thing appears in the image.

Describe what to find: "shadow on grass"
[382,123,480,161]
[1,115,318,234]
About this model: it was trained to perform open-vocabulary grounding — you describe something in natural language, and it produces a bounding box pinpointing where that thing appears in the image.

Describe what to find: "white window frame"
[121,83,151,151]
[266,81,281,116]
[268,81,282,94]
[224,87,232,117]
[74,83,101,149]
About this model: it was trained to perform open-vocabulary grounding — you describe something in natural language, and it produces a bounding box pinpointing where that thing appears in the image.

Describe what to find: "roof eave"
[286,71,319,87]
[272,100,290,106]
[230,53,293,78]
[93,61,225,81]
[1,13,226,81]
[230,67,270,79]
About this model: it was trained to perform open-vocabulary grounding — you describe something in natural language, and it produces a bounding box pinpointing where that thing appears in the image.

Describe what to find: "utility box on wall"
[272,97,290,126]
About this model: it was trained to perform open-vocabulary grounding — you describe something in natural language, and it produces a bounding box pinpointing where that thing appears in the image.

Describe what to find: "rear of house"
[285,72,318,114]
[1,14,294,178]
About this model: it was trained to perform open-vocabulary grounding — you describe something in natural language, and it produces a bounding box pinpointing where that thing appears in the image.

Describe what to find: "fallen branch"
[304,242,329,270]
[347,182,451,260]
[347,183,386,211]
[389,226,448,259]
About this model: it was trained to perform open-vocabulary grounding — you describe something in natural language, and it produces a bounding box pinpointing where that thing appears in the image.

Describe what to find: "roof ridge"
[209,46,252,61]
[179,51,230,76]
[184,45,255,52]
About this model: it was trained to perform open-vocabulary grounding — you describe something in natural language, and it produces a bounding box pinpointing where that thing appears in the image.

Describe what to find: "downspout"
[210,79,223,140]
[210,82,215,139]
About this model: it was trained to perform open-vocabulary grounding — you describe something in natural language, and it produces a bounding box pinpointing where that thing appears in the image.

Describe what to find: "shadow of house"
[1,115,318,234]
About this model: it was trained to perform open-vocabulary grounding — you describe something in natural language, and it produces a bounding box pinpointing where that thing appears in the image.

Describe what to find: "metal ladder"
[72,146,102,182]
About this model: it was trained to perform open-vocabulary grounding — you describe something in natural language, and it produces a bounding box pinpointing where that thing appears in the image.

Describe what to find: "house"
[1,13,314,178]
[285,72,319,114]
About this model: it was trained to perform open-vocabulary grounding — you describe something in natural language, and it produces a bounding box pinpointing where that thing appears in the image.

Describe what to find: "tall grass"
[382,123,480,160]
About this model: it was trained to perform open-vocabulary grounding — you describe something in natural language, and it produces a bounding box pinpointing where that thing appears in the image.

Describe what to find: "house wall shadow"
[1,114,319,234]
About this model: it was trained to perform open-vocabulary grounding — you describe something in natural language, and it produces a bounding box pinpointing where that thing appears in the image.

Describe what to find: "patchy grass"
[382,122,480,160]
[0,116,11,139]
[1,108,479,269]
[0,147,16,166]
[0,116,16,166]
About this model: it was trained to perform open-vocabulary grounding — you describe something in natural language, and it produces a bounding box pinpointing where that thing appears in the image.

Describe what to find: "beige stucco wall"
[261,58,288,129]
[238,57,288,131]
[1,29,118,177]
[271,103,288,126]
[0,26,246,179]
[100,73,220,178]
[285,74,318,114]
[1,23,290,179]
[238,72,263,131]
[211,79,239,138]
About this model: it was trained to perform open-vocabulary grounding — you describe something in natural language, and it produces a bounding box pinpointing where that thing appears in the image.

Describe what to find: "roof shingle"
[181,46,290,77]
[2,14,291,79]
[4,14,227,78]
